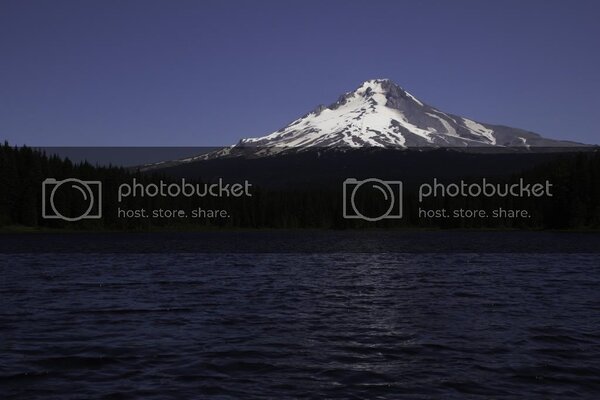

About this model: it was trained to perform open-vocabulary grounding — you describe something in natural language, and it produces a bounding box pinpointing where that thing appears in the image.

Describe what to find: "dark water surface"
[1,252,599,399]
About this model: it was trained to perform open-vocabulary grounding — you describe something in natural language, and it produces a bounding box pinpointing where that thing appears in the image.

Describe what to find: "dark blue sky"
[1,0,599,146]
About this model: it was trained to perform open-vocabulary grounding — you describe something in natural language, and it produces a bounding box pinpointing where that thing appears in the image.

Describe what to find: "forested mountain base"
[1,143,599,230]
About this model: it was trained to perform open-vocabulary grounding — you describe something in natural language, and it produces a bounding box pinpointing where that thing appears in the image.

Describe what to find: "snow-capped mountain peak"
[164,78,585,166]
[140,79,585,169]
[235,78,573,150]
[240,78,440,148]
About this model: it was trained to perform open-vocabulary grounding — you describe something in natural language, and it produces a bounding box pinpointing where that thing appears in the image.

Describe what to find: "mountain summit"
[236,79,578,149]
[143,79,585,169]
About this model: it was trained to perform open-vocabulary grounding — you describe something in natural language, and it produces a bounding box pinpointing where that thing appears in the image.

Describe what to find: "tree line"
[0,142,599,230]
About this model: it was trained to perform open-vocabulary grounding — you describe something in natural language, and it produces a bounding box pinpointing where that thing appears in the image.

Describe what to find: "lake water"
[1,248,599,398]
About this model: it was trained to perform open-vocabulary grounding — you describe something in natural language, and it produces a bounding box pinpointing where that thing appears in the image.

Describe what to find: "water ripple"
[1,252,599,399]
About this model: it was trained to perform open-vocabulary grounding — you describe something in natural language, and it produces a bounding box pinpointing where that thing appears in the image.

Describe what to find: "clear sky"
[1,0,599,146]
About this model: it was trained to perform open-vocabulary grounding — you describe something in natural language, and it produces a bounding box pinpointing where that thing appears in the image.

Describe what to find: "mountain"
[142,79,585,168]
[234,79,581,150]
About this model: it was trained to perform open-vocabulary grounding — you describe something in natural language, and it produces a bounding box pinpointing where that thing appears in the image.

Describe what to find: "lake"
[1,234,599,398]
